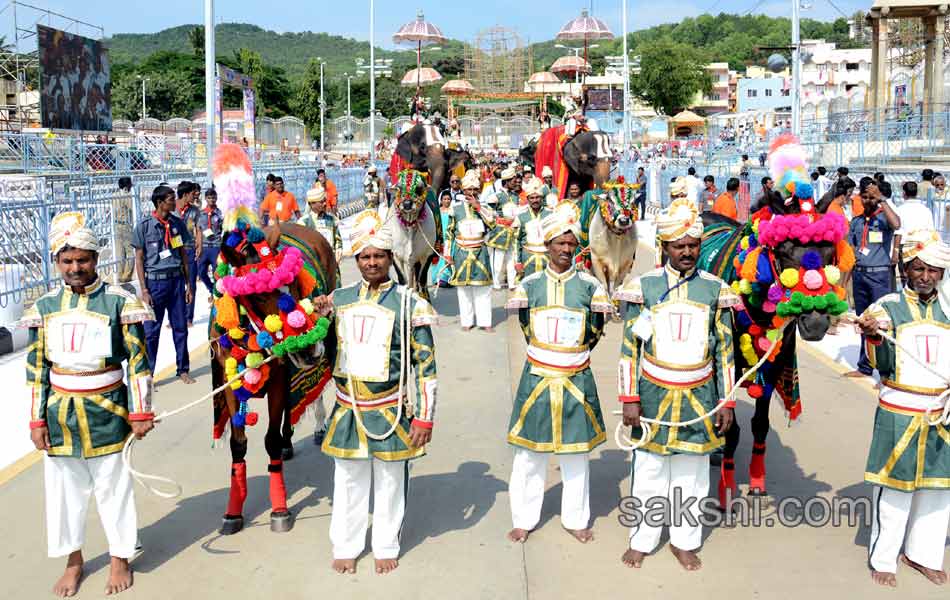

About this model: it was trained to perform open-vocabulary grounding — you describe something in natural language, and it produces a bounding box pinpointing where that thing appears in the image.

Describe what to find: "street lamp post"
[316,57,326,152]
[345,73,353,154]
[137,76,150,121]
[369,0,375,161]
[622,0,630,155]
[204,0,215,183]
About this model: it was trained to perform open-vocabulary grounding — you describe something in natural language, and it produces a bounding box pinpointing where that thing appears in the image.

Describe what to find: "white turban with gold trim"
[50,211,99,256]
[541,165,553,178]
[306,184,326,202]
[523,177,545,198]
[669,176,688,198]
[657,198,703,242]
[348,209,391,255]
[541,203,582,243]
[461,169,481,190]
[901,228,950,269]
[500,166,517,181]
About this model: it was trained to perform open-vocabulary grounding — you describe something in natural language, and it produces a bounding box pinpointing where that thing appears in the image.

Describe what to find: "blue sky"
[19,0,867,46]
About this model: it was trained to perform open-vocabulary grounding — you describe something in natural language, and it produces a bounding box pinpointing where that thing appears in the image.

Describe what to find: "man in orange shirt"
[712,177,740,221]
[259,176,300,224]
[318,169,339,215]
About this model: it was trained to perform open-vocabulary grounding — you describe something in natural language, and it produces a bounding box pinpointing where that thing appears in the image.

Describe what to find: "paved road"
[2,252,948,599]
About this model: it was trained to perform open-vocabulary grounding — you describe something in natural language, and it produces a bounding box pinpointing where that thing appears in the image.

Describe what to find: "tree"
[630,39,711,115]
[189,26,204,57]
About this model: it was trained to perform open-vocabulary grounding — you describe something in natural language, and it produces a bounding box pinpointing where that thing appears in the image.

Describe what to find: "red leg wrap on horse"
[749,443,767,492]
[268,459,288,513]
[718,459,737,508]
[226,462,248,517]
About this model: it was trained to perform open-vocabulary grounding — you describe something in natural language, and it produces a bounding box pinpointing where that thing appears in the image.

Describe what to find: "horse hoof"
[220,515,244,535]
[270,511,294,533]
[747,487,768,498]
[281,446,294,461]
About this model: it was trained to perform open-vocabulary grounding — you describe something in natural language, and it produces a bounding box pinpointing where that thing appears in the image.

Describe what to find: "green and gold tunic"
[445,200,494,287]
[562,190,601,250]
[298,211,343,255]
[514,206,552,278]
[505,267,612,454]
[20,279,154,458]
[615,266,739,455]
[322,279,438,461]
[486,190,517,251]
[862,289,950,491]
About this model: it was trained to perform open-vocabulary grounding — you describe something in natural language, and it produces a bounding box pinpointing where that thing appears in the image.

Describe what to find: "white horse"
[588,185,639,307]
[386,173,439,300]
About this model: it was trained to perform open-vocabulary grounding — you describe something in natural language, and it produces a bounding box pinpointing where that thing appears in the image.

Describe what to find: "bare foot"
[871,569,898,587]
[479,326,495,333]
[670,545,702,571]
[507,528,530,543]
[331,558,356,574]
[565,527,594,543]
[179,372,196,384]
[461,326,473,332]
[375,558,399,574]
[902,555,948,585]
[53,551,83,597]
[621,548,646,569]
[105,557,133,595]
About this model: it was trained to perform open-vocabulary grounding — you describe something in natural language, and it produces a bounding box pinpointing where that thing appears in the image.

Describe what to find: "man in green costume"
[445,170,496,331]
[319,216,438,576]
[513,177,553,279]
[505,204,613,544]
[22,212,155,596]
[614,198,739,571]
[857,228,950,587]
[487,166,519,290]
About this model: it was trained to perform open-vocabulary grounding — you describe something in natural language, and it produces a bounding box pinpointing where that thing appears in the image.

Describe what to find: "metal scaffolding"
[463,26,533,116]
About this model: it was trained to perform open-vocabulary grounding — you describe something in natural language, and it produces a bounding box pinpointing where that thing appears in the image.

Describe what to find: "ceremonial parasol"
[550,56,591,75]
[528,71,561,85]
[556,8,613,83]
[441,79,475,119]
[401,67,443,88]
[393,10,447,93]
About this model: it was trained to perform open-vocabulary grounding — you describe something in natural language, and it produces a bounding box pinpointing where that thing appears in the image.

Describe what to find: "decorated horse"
[698,135,856,507]
[208,144,338,534]
[384,169,439,300]
[588,178,640,302]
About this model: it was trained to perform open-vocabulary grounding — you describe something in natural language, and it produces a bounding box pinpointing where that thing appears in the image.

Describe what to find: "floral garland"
[598,177,639,226]
[393,169,430,227]
[212,223,331,428]
[730,209,853,399]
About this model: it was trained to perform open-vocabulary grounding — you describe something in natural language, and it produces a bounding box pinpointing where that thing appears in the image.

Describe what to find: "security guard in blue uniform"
[176,181,203,325]
[196,187,223,298]
[132,184,196,384]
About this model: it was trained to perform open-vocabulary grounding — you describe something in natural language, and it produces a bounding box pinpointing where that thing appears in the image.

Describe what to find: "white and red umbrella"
[441,79,475,95]
[401,67,443,88]
[394,10,447,93]
[556,8,613,83]
[529,71,561,84]
[550,56,591,75]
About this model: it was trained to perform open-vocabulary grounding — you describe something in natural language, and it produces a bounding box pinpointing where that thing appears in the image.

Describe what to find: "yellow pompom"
[740,237,750,250]
[752,220,760,234]
[264,314,283,333]
[239,305,247,315]
[246,352,264,369]
[731,281,741,295]
[738,279,753,295]
[739,333,752,347]
[824,265,841,285]
[225,357,238,372]
[229,327,245,341]
[230,380,243,390]
[779,268,800,289]
[299,298,314,315]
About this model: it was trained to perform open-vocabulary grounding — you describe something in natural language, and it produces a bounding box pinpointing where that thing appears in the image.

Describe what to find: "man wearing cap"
[445,170,496,331]
[363,165,385,210]
[299,184,344,265]
[22,212,155,596]
[540,165,559,209]
[614,198,739,571]
[132,185,195,385]
[319,216,438,576]
[505,203,613,545]
[487,166,520,290]
[513,178,553,278]
[856,229,950,587]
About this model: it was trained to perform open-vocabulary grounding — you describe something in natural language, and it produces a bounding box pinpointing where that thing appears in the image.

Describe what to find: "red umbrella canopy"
[556,8,614,41]
[393,9,447,45]
[441,79,475,95]
[401,67,443,88]
[528,71,561,84]
[550,56,591,75]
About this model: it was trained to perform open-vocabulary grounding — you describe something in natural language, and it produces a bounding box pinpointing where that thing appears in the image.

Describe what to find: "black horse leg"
[280,403,294,461]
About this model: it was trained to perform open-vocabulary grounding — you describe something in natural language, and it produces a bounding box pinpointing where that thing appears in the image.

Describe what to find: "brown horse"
[210,222,337,534]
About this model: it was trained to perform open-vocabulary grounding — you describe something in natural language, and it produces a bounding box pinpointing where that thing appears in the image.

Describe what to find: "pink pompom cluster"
[757,212,846,247]
[219,247,304,297]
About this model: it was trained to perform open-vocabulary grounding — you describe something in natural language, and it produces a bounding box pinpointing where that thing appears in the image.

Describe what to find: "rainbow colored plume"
[213,143,259,230]
[768,133,811,199]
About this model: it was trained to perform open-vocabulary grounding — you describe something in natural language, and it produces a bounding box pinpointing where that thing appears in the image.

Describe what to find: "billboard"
[38,25,112,131]
[586,88,623,111]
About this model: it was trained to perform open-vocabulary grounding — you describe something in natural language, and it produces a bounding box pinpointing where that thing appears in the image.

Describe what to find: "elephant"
[532,126,612,198]
[393,123,475,201]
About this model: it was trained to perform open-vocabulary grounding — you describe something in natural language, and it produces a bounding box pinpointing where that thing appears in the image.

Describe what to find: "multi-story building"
[737,71,792,113]
[799,39,871,118]
[691,62,734,116]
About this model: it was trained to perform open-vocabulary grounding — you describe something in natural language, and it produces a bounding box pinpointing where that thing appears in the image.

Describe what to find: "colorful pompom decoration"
[802,269,823,290]
[824,265,841,285]
[287,310,307,328]
[264,314,283,333]
[779,268,800,288]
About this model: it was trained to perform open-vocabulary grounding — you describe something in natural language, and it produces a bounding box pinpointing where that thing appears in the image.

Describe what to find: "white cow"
[588,185,639,310]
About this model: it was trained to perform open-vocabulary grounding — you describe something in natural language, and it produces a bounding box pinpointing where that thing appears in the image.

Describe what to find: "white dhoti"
[628,451,709,553]
[44,453,138,558]
[456,285,492,328]
[869,486,950,573]
[490,248,517,290]
[329,458,408,560]
[508,448,590,531]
